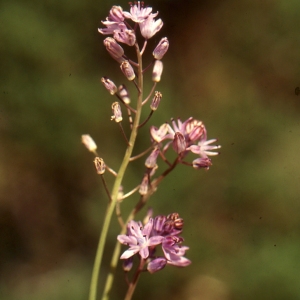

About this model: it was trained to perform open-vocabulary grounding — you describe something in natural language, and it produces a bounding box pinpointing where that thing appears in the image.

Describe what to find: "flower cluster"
[150,117,221,169]
[99,2,168,66]
[117,213,190,273]
[99,3,163,41]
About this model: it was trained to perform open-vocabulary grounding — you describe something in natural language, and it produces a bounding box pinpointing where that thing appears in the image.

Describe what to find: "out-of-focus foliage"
[1,0,300,299]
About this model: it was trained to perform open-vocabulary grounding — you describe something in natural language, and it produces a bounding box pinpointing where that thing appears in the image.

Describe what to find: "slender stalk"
[89,42,143,300]
[124,259,146,300]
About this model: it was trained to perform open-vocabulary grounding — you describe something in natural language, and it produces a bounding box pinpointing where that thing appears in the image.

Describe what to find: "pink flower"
[139,14,163,39]
[123,1,154,23]
[117,219,164,260]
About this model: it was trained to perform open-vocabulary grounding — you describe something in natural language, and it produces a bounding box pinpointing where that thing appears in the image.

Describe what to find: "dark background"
[1,0,300,299]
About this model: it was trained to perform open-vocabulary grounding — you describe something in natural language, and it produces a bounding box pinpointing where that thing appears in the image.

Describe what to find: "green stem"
[89,42,143,300]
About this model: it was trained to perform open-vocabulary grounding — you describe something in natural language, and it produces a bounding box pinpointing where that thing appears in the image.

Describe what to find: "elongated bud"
[139,173,149,195]
[172,132,186,154]
[185,119,204,141]
[111,102,123,122]
[145,147,160,169]
[109,6,124,22]
[104,37,124,60]
[152,60,163,82]
[101,77,117,95]
[118,84,130,104]
[120,61,135,81]
[147,257,167,274]
[153,37,169,60]
[150,91,162,111]
[81,134,97,152]
[94,157,106,174]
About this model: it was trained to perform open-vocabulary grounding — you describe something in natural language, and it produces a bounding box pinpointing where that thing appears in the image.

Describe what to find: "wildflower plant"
[82,2,221,300]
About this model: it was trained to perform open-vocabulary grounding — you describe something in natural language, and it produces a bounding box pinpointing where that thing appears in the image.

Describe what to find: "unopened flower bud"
[81,134,97,152]
[122,257,133,272]
[118,84,130,104]
[109,6,124,22]
[147,257,167,274]
[152,60,163,82]
[153,37,169,60]
[145,147,160,169]
[120,61,135,81]
[167,212,180,221]
[172,132,186,154]
[104,37,124,60]
[185,119,204,141]
[173,218,184,230]
[94,157,106,174]
[111,102,123,122]
[192,157,212,170]
[150,91,162,111]
[166,213,184,230]
[139,173,149,195]
[101,77,117,95]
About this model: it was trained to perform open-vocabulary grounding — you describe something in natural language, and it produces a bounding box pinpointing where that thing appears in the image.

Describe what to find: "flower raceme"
[84,2,222,300]
[117,213,191,273]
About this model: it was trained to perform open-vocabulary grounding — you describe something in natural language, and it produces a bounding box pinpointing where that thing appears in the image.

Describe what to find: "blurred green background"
[1,0,300,299]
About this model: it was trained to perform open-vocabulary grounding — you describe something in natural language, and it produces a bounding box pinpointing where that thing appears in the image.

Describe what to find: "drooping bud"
[104,37,124,60]
[93,157,106,174]
[118,84,130,104]
[147,257,167,274]
[81,134,97,153]
[111,102,123,122]
[150,91,162,111]
[139,173,149,195]
[153,37,169,60]
[120,61,135,81]
[152,60,163,82]
[145,147,160,169]
[101,77,117,95]
[122,257,133,272]
[172,132,186,154]
[192,157,212,170]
